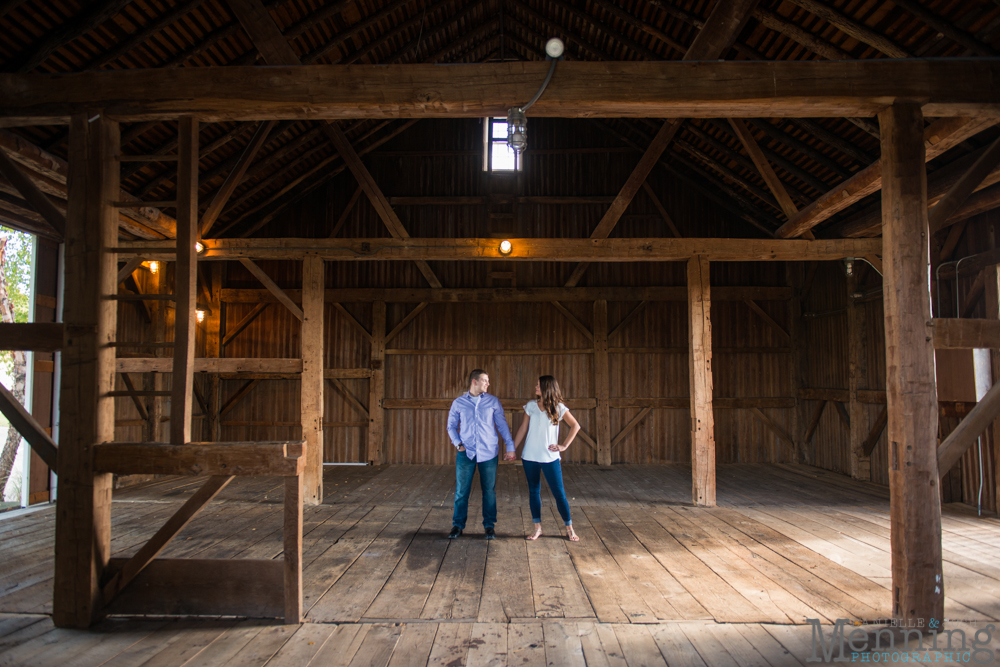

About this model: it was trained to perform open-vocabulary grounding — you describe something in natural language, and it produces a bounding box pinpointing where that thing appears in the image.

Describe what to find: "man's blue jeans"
[452,452,498,530]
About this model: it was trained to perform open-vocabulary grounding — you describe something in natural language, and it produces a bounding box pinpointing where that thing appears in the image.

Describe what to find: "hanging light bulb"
[499,240,513,256]
[196,308,207,323]
[194,241,205,254]
[147,261,159,274]
[844,257,855,277]
[506,108,527,156]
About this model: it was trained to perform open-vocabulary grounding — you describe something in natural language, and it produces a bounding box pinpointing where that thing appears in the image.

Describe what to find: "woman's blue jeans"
[522,459,572,525]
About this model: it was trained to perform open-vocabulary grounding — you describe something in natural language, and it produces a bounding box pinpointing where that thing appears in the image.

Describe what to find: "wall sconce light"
[195,241,205,254]
[499,240,513,256]
[844,257,855,277]
[147,261,159,274]
[196,308,207,323]
[506,37,564,158]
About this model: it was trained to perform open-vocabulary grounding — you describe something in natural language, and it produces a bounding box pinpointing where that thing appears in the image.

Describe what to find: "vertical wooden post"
[301,256,324,503]
[787,262,808,463]
[53,113,119,628]
[880,103,943,626]
[170,117,198,446]
[985,264,1000,515]
[848,272,871,480]
[144,265,165,443]
[283,473,303,623]
[206,263,223,442]
[688,255,716,507]
[594,299,612,466]
[368,300,385,465]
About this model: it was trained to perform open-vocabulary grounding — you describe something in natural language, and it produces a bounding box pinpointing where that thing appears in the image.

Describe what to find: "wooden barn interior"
[3,0,1000,663]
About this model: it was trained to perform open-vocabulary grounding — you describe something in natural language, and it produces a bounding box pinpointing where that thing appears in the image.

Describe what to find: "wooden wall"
[103,117,994,511]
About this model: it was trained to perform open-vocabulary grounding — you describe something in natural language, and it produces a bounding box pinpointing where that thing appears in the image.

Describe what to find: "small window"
[483,117,521,172]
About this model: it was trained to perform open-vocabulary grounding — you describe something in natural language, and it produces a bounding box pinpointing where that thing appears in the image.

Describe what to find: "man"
[446,369,515,540]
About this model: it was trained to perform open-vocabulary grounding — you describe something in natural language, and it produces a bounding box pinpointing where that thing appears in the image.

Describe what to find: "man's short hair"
[468,369,487,387]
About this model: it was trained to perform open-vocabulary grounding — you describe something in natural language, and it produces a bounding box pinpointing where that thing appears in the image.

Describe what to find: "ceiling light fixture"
[147,261,159,274]
[499,240,513,256]
[507,38,564,158]
[195,241,205,254]
[196,308,207,323]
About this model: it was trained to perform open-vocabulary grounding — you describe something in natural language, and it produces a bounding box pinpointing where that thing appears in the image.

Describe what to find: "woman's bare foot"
[566,526,580,542]
[526,525,543,541]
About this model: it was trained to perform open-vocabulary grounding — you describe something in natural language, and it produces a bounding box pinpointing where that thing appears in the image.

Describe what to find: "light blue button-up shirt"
[447,392,514,462]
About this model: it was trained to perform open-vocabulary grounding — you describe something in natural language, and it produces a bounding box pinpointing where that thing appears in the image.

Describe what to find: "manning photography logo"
[806,618,997,663]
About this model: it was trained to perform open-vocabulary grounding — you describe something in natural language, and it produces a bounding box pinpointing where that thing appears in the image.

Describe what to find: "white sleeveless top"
[522,400,568,463]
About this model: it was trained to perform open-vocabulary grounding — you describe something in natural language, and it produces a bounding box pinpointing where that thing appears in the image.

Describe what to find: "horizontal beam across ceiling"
[117,236,881,261]
[2,60,999,125]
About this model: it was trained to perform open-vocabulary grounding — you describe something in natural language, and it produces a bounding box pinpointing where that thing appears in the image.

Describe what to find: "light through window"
[484,118,521,172]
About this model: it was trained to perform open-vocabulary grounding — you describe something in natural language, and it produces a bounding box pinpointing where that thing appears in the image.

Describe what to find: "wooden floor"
[2,463,1000,666]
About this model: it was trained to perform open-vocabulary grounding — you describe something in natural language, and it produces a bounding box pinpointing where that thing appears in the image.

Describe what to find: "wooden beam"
[776,117,998,239]
[115,257,145,285]
[688,255,715,507]
[0,379,57,470]
[101,475,233,606]
[332,302,372,342]
[932,318,1000,349]
[928,135,1000,234]
[728,118,799,221]
[937,379,1000,476]
[206,263,223,442]
[384,302,428,345]
[0,147,64,235]
[200,120,277,238]
[126,236,884,262]
[803,399,827,445]
[833,400,851,429]
[53,114,119,629]
[326,377,368,419]
[593,300,612,466]
[683,0,760,61]
[238,258,304,321]
[120,373,149,422]
[368,301,385,465]
[117,357,302,374]
[301,256,324,504]
[170,117,199,446]
[284,474,303,624]
[226,0,300,63]
[611,406,652,450]
[93,441,305,476]
[6,60,1000,125]
[749,407,795,455]
[0,322,63,351]
[609,300,649,340]
[880,103,943,626]
[564,121,682,288]
[862,406,889,457]
[220,285,794,303]
[222,302,269,347]
[220,379,261,418]
[640,183,681,238]
[551,302,594,341]
[986,265,1000,519]
[787,263,809,463]
[329,185,363,238]
[742,298,790,343]
[786,0,908,57]
[847,272,870,480]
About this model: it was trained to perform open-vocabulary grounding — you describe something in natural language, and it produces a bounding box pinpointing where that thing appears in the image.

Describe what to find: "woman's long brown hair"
[538,375,564,425]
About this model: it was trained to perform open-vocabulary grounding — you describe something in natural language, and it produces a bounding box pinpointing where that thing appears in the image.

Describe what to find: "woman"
[513,375,581,542]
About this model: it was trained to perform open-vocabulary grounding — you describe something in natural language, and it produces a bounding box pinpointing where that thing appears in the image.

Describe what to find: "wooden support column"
[170,117,198,446]
[53,113,119,628]
[368,301,385,465]
[206,263,222,442]
[594,299,612,466]
[848,271,872,480]
[301,256,324,503]
[880,103,943,626]
[787,262,809,463]
[985,264,1000,516]
[688,256,716,506]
